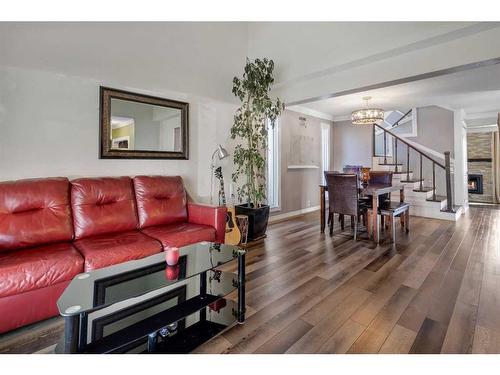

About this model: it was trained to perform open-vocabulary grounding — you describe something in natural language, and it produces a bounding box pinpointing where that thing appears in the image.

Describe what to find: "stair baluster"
[372,124,376,157]
[419,154,423,191]
[383,132,387,164]
[406,146,410,182]
[394,139,398,173]
[444,151,454,213]
[432,162,436,201]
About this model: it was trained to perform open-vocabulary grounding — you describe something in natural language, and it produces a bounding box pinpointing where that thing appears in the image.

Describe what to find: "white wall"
[0,66,236,203]
[248,22,500,104]
[454,109,469,210]
[0,22,248,103]
[2,22,499,210]
[0,23,249,202]
[332,120,373,171]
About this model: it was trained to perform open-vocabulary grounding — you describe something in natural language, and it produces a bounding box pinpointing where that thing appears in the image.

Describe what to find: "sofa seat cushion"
[0,242,83,298]
[74,230,162,271]
[142,222,216,248]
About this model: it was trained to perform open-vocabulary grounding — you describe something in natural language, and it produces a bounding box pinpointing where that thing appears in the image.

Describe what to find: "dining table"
[319,183,405,244]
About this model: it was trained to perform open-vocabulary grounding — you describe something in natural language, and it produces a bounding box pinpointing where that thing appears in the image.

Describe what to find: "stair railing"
[372,122,455,213]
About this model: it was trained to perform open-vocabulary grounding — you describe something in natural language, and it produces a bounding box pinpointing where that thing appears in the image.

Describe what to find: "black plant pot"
[235,204,270,242]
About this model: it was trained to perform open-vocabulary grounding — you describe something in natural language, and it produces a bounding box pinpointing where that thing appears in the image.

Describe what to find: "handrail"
[373,123,446,169]
[372,121,455,213]
[391,109,412,128]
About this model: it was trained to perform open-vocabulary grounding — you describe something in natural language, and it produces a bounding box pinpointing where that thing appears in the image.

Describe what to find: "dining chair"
[366,170,394,230]
[343,165,363,180]
[368,171,393,204]
[324,171,341,229]
[368,201,410,243]
[324,173,369,240]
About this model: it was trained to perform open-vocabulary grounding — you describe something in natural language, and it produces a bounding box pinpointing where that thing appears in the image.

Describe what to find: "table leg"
[237,253,246,324]
[320,186,326,232]
[147,332,158,353]
[200,271,207,322]
[400,187,405,202]
[405,209,410,233]
[367,210,372,238]
[63,315,80,354]
[78,313,88,352]
[372,194,379,244]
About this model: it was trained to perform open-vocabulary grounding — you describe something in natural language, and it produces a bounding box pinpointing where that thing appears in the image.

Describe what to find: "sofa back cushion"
[0,177,74,251]
[71,177,138,239]
[133,176,187,228]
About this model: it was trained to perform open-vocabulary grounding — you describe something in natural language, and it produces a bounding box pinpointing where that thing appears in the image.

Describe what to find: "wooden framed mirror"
[99,87,189,159]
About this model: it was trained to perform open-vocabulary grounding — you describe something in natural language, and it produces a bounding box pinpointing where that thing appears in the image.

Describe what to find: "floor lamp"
[210,144,229,205]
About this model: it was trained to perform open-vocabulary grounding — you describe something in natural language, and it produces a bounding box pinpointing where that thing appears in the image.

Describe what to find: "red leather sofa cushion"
[133,176,188,229]
[0,242,83,298]
[142,222,216,248]
[74,230,162,271]
[0,177,74,251]
[187,202,227,244]
[0,281,69,334]
[71,177,138,240]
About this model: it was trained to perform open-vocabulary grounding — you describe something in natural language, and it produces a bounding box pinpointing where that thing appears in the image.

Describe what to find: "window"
[321,123,331,184]
[267,119,280,209]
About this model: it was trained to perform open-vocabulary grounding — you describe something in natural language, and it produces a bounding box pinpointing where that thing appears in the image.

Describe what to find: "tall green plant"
[231,58,284,207]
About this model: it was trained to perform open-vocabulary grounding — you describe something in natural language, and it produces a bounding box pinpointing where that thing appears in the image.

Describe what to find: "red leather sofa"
[0,175,226,333]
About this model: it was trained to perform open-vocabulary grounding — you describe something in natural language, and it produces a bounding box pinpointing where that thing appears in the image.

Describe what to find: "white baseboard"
[269,205,320,223]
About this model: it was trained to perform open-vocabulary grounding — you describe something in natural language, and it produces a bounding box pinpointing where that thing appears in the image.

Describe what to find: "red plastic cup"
[165,247,180,266]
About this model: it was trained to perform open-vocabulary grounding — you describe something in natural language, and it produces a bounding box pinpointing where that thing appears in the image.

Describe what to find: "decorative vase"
[208,298,227,313]
[165,247,179,266]
[362,167,371,186]
[165,265,180,280]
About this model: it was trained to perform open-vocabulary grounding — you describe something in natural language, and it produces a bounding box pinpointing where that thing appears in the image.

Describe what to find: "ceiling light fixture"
[351,96,384,125]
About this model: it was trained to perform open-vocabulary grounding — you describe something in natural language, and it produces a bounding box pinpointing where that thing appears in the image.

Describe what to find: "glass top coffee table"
[56,241,246,354]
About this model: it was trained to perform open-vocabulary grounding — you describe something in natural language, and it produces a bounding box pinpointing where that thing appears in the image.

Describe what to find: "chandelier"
[351,96,384,125]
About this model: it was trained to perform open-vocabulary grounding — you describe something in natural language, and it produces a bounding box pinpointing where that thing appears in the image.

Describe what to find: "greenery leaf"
[231,58,284,206]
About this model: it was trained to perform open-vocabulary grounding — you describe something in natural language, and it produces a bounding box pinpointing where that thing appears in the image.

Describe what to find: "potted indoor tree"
[231,58,284,241]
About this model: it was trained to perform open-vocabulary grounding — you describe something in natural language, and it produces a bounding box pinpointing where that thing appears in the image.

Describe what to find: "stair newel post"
[419,153,423,191]
[384,131,387,164]
[444,151,454,212]
[394,139,398,173]
[432,162,436,201]
[372,124,376,157]
[406,146,410,182]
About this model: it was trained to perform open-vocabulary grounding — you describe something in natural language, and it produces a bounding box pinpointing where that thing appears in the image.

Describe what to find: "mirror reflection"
[110,99,183,152]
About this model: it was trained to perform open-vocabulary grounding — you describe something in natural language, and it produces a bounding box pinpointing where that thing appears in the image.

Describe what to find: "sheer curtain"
[493,113,500,204]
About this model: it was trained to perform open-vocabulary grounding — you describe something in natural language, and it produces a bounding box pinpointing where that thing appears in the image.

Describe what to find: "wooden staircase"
[372,112,463,221]
[372,157,463,221]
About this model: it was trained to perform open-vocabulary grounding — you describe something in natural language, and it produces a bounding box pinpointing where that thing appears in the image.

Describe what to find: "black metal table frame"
[62,252,246,353]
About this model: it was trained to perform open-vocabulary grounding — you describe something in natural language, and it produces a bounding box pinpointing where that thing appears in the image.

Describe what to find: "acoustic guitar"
[214,167,241,245]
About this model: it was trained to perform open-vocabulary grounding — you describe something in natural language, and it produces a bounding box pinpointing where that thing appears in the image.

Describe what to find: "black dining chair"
[368,171,393,205]
[324,173,369,240]
[368,201,410,243]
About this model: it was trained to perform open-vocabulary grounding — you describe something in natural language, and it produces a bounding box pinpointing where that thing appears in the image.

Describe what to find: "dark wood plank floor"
[1,206,499,354]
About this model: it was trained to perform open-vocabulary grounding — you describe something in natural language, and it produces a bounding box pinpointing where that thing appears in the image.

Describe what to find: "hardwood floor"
[1,206,499,354]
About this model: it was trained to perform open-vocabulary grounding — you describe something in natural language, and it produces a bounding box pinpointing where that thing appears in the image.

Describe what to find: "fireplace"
[468,174,483,194]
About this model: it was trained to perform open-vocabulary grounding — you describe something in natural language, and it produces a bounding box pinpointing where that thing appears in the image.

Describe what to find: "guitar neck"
[219,179,227,206]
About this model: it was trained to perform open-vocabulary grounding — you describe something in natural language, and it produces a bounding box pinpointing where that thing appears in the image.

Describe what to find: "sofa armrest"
[187,203,227,244]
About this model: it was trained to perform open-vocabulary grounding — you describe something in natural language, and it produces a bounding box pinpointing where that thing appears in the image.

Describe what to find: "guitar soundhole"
[227,212,234,229]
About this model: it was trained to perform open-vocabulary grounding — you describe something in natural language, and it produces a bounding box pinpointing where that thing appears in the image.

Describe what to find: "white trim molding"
[286,105,334,121]
[269,205,320,223]
[287,165,319,169]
